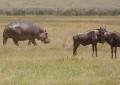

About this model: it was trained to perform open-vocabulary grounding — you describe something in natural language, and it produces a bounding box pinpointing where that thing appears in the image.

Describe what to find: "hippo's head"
[37,30,50,44]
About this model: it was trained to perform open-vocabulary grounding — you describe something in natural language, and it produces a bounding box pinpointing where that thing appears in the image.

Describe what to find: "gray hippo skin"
[3,21,50,46]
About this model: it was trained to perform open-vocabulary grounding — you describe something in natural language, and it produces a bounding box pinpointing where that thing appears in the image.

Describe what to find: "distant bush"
[0,8,120,16]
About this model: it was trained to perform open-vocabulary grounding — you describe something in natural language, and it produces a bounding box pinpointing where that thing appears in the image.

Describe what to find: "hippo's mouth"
[42,39,50,44]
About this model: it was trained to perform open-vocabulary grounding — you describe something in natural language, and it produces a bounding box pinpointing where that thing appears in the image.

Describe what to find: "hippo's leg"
[28,36,37,46]
[28,40,32,45]
[29,38,37,46]
[31,39,37,46]
[12,38,19,46]
[28,40,37,46]
[3,37,8,45]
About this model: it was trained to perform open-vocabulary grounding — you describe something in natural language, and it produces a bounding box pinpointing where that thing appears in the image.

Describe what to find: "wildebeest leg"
[111,46,113,59]
[31,39,37,46]
[73,42,80,55]
[115,47,117,59]
[95,44,97,57]
[92,44,94,56]
[12,39,19,46]
[3,37,8,45]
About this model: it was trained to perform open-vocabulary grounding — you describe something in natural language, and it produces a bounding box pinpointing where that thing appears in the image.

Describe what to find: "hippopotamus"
[3,21,50,46]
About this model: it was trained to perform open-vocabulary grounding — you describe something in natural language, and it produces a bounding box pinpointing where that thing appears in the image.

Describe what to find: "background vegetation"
[0,8,120,16]
[0,0,119,15]
[0,0,119,9]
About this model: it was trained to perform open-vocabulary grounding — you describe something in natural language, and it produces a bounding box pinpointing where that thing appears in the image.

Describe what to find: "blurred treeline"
[0,8,120,16]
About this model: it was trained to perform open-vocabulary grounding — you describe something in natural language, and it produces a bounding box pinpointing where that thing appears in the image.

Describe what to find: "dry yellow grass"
[0,15,120,85]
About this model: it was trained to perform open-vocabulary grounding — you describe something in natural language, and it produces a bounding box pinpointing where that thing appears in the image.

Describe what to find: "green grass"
[0,15,120,85]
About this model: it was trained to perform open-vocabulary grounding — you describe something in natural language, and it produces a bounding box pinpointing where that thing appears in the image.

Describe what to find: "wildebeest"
[73,28,107,57]
[3,21,50,46]
[102,31,120,59]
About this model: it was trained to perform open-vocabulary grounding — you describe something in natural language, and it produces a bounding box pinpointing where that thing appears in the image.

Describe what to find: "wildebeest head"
[97,27,107,43]
[37,30,50,44]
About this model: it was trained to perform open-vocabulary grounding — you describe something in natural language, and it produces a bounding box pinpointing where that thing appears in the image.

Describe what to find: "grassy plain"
[0,15,120,85]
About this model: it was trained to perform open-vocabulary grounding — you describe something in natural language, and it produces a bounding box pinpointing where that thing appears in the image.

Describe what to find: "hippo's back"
[4,21,42,41]
[7,21,40,33]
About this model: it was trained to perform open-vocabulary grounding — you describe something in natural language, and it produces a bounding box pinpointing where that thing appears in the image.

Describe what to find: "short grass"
[0,15,120,85]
